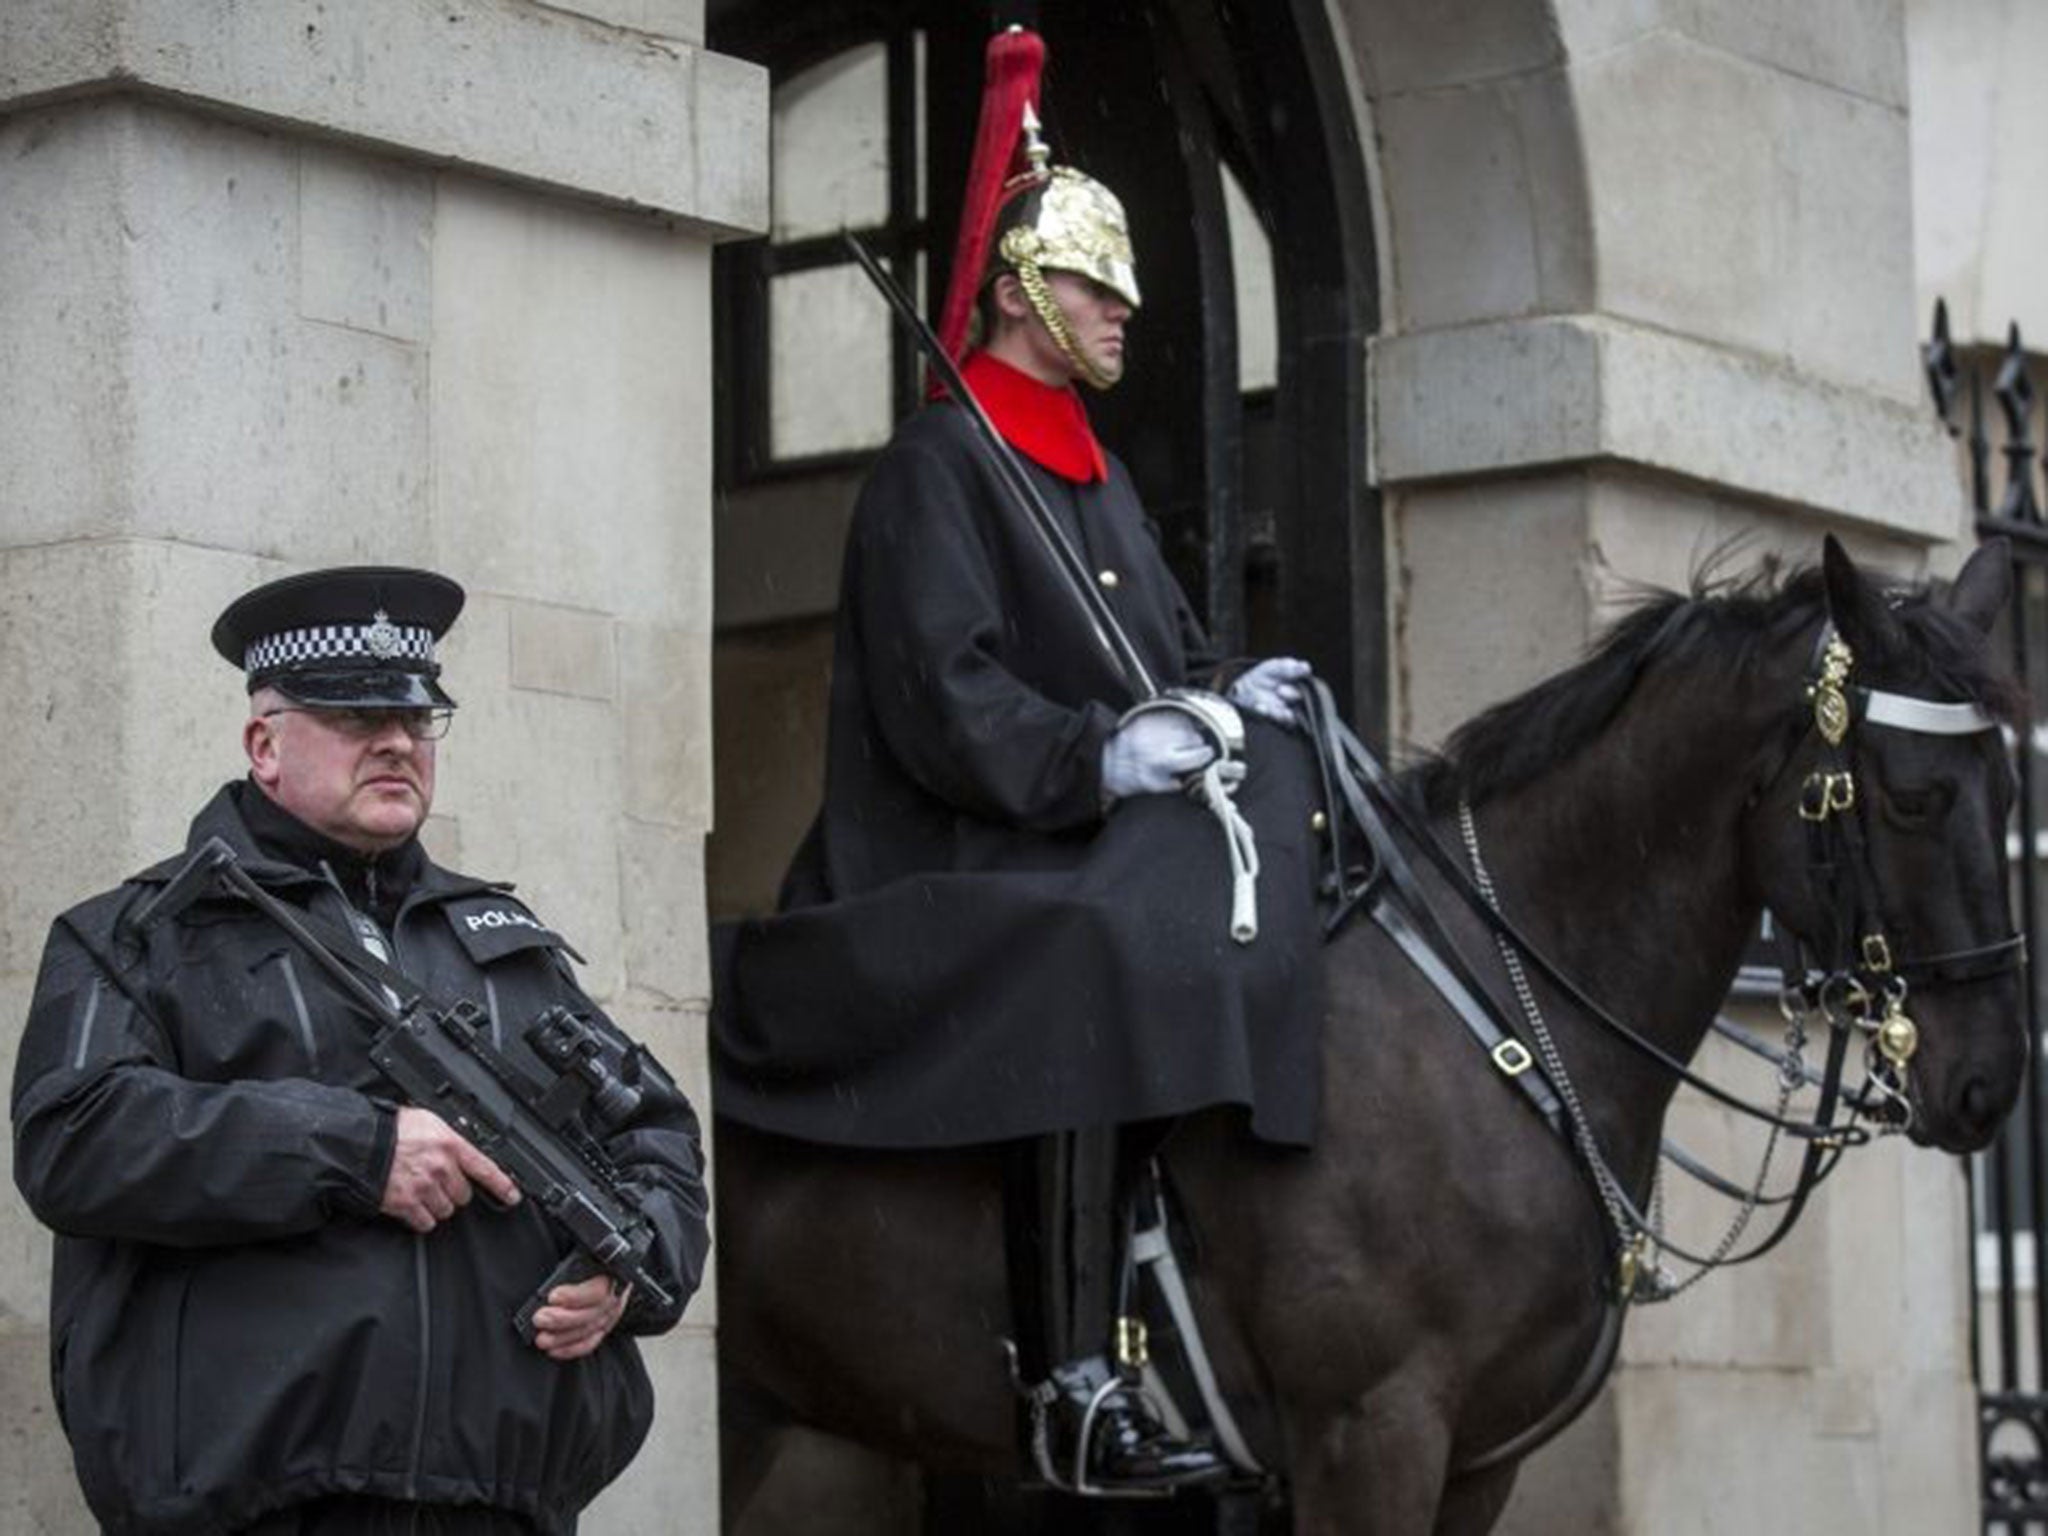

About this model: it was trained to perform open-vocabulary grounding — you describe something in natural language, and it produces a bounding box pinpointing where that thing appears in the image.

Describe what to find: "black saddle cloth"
[711,719,1325,1149]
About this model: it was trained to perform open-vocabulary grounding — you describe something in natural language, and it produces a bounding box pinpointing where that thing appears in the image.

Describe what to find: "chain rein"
[1457,804,1799,1301]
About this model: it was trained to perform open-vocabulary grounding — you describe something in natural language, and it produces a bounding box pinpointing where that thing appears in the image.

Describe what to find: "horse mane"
[1409,555,2025,816]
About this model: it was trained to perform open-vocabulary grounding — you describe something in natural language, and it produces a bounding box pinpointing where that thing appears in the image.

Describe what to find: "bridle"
[1777,626,2024,1129]
[1299,613,2023,1281]
[1293,610,2022,1474]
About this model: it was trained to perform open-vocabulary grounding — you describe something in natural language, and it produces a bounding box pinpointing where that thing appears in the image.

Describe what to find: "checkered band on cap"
[244,615,436,675]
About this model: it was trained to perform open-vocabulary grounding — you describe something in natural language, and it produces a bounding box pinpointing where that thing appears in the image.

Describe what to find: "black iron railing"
[1929,299,2048,1536]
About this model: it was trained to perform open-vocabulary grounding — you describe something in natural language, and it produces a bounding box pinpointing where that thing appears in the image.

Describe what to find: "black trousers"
[232,1495,537,1536]
[1002,1120,1172,1382]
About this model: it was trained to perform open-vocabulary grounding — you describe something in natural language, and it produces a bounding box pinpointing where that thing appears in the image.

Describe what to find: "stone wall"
[0,3,764,1531]
[1332,0,1980,1530]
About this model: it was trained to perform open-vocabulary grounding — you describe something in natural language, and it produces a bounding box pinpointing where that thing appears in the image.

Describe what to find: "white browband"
[1859,688,1997,736]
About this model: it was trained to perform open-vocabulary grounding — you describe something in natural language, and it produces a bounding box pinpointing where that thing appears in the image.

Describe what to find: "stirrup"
[1020,1354,1224,1499]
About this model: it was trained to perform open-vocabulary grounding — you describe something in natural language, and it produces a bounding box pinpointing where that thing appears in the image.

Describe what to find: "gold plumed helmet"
[988,107,1140,390]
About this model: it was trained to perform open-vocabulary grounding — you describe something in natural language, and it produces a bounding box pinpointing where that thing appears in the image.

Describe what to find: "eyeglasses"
[260,707,454,741]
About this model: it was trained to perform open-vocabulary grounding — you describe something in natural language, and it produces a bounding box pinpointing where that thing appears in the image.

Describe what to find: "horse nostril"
[1959,1075,2012,1136]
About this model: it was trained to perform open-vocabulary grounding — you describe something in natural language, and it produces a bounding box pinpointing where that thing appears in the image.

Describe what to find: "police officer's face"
[244,691,437,854]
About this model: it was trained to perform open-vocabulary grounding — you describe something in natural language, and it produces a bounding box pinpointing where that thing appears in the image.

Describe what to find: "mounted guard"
[712,24,1329,1495]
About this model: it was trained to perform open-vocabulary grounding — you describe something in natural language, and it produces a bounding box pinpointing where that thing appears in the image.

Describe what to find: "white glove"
[1227,657,1311,727]
[1101,711,1217,800]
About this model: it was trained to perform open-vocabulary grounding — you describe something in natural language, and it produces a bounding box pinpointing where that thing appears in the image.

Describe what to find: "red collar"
[958,351,1107,484]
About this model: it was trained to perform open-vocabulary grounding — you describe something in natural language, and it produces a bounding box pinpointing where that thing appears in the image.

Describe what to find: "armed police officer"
[13,567,709,1536]
[716,28,1325,1499]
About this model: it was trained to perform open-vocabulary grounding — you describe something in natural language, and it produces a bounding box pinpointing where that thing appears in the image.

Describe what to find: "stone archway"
[1323,5,1981,1534]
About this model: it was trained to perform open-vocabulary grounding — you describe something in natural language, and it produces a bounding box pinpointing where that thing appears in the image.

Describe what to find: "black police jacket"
[11,783,709,1536]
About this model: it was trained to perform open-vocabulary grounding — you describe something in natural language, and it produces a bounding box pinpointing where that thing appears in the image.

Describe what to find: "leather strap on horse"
[1295,679,1565,1132]
[1300,679,1868,1146]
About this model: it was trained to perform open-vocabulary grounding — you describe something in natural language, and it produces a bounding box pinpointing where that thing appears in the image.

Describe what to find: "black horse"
[714,538,2028,1534]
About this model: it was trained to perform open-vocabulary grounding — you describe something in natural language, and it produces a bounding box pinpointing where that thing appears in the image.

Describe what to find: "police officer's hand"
[1101,711,1216,800]
[1228,656,1312,727]
[529,1274,633,1362]
[380,1105,521,1233]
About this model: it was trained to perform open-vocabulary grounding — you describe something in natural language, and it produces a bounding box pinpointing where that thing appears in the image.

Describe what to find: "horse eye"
[1879,778,1956,828]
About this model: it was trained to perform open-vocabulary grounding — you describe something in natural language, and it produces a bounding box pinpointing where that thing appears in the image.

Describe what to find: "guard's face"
[245,698,437,854]
[1040,270,1129,386]
[995,269,1131,388]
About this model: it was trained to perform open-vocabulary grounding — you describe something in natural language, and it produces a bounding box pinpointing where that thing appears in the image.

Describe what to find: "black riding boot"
[1003,1127,1227,1494]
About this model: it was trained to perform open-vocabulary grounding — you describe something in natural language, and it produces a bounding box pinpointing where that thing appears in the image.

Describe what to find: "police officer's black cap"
[212,566,464,709]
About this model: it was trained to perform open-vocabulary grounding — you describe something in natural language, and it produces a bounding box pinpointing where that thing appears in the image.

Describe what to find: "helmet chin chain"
[1003,237,1119,393]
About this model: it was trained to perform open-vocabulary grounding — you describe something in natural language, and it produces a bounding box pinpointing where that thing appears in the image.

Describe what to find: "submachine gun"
[126,836,678,1340]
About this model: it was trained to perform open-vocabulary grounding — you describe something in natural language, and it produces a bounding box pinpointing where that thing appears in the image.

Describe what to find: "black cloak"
[712,399,1324,1148]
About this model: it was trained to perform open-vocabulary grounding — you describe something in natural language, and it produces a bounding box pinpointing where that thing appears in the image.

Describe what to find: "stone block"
[619,820,710,1006]
[1372,315,1966,545]
[1335,0,1563,96]
[1610,1366,1881,1533]
[510,600,619,703]
[1581,474,1930,601]
[1375,83,1544,332]
[432,594,627,1001]
[1372,315,1602,484]
[1811,1368,1878,1438]
[0,1328,93,1536]
[1560,0,1908,107]
[429,179,710,626]
[1576,31,1918,401]
[1623,1092,1834,1372]
[0,0,767,236]
[1391,476,1594,747]
[299,144,434,344]
[538,0,703,45]
[146,139,430,558]
[0,541,262,977]
[583,1324,720,1535]
[1894,1146,1972,1375]
[1690,0,1906,109]
[4,101,434,560]
[1911,0,2048,346]
[1510,66,1597,314]
[1871,1368,1976,1535]
[621,622,712,830]
[419,812,464,871]
[0,106,132,547]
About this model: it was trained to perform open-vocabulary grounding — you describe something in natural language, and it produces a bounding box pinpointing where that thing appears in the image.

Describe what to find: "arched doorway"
[705,0,1376,1526]
[707,0,1379,920]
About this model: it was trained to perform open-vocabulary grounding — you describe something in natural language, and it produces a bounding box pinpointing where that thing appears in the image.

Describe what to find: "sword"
[840,232,1158,702]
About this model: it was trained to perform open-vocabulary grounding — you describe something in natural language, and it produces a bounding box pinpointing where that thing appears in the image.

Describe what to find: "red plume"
[931,26,1046,383]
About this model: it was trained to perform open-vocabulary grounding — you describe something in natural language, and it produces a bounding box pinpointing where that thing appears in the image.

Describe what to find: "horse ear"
[1947,537,2012,635]
[1820,535,1906,657]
